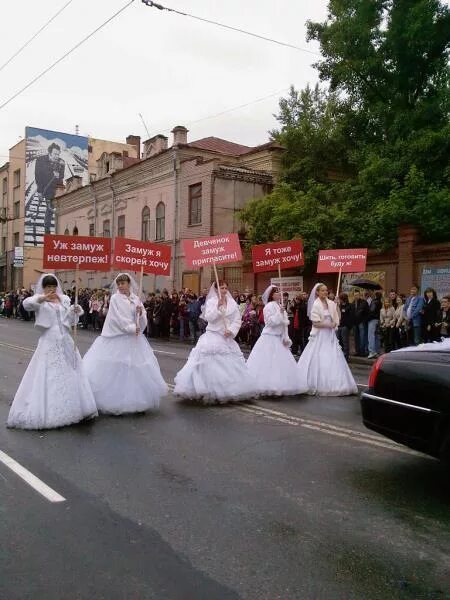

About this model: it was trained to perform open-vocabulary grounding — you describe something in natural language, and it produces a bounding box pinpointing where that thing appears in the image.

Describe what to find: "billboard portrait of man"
[24,127,88,246]
[35,142,65,234]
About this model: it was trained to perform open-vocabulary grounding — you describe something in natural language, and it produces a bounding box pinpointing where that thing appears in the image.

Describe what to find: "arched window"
[156,202,165,241]
[141,206,150,241]
[64,227,69,235]
[73,226,79,236]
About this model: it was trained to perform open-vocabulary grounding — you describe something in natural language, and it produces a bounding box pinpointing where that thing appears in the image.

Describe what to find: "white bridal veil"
[307,283,324,319]
[261,284,277,306]
[35,273,64,297]
[110,272,140,296]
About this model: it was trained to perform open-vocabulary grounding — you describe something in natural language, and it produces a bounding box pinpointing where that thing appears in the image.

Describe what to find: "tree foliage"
[240,0,450,262]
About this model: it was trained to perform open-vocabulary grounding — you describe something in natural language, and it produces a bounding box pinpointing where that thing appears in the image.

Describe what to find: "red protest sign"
[183,233,242,270]
[252,240,304,273]
[113,237,171,276]
[43,234,111,271]
[317,248,368,273]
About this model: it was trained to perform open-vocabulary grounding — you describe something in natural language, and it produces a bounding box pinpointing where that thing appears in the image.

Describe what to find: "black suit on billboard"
[34,154,65,233]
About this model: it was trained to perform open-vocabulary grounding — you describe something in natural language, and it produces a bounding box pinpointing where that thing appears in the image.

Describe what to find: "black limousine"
[361,339,450,460]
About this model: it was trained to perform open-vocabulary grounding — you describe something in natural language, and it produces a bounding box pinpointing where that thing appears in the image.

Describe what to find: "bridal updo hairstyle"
[42,275,58,288]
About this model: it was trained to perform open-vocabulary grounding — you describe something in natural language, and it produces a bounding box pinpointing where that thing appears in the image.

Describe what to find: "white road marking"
[0,341,34,353]
[238,405,432,459]
[0,449,66,503]
[152,349,178,356]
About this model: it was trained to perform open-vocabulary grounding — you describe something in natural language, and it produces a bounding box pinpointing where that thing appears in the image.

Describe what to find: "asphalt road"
[0,318,449,600]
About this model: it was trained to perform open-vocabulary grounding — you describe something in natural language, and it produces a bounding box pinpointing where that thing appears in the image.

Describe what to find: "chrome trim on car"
[362,392,438,414]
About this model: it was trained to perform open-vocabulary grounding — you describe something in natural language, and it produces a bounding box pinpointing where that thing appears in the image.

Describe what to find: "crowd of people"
[3,271,450,431]
[1,283,449,359]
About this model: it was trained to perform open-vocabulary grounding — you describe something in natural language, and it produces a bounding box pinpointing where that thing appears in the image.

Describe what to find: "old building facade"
[54,127,284,293]
[0,133,139,290]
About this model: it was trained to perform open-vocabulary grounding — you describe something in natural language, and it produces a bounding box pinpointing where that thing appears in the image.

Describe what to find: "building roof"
[187,137,252,156]
[123,156,141,168]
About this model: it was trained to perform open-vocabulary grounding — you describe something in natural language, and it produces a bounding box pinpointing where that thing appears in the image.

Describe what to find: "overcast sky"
[0,0,328,160]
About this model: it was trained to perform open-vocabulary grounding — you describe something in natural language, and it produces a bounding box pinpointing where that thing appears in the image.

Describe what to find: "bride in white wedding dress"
[247,285,307,397]
[7,274,98,430]
[83,273,167,414]
[174,281,256,404]
[296,283,358,396]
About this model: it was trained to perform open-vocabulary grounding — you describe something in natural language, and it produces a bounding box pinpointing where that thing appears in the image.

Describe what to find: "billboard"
[24,127,88,247]
[421,266,450,299]
[341,271,386,297]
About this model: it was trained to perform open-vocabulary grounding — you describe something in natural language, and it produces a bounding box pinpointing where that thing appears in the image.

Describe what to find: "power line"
[141,0,320,56]
[0,0,75,74]
[0,86,291,160]
[175,88,290,130]
[0,0,136,112]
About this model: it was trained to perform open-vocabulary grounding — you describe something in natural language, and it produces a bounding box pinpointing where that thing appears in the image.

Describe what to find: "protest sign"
[183,234,242,269]
[317,249,367,273]
[252,240,304,273]
[113,237,171,276]
[43,235,111,271]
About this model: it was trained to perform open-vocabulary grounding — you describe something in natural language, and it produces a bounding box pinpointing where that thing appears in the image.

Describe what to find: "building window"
[14,232,19,247]
[189,183,202,225]
[2,177,7,204]
[89,223,95,236]
[64,228,70,235]
[156,202,165,240]
[117,215,125,238]
[14,201,20,219]
[103,219,110,237]
[141,206,150,241]
[1,237,6,253]
[73,226,79,236]
[13,169,20,188]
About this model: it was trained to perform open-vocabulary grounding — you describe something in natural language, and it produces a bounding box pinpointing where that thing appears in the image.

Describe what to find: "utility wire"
[0,0,75,74]
[141,0,320,56]
[0,0,135,112]
[0,86,292,159]
[181,88,290,129]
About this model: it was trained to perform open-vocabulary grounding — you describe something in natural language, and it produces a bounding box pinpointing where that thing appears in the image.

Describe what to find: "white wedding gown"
[7,298,98,430]
[174,296,256,404]
[297,310,358,396]
[247,301,307,397]
[83,291,167,414]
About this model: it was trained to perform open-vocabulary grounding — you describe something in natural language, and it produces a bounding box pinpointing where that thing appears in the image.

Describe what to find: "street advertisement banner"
[183,234,242,269]
[317,248,367,273]
[421,266,450,299]
[252,240,304,273]
[270,276,304,300]
[341,271,386,295]
[113,237,171,276]
[13,247,24,268]
[25,127,88,247]
[43,234,111,271]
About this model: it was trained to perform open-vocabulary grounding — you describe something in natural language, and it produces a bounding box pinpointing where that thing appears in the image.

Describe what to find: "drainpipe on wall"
[108,177,115,282]
[90,183,97,235]
[209,171,216,286]
[171,149,180,290]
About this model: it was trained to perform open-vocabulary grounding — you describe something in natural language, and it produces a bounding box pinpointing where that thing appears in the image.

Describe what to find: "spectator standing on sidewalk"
[367,291,382,359]
[337,292,354,360]
[404,284,425,346]
[422,287,441,343]
[380,297,396,353]
[352,290,369,357]
[435,296,450,339]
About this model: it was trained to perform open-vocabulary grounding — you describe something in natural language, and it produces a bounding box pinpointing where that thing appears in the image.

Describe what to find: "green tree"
[240,0,450,257]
